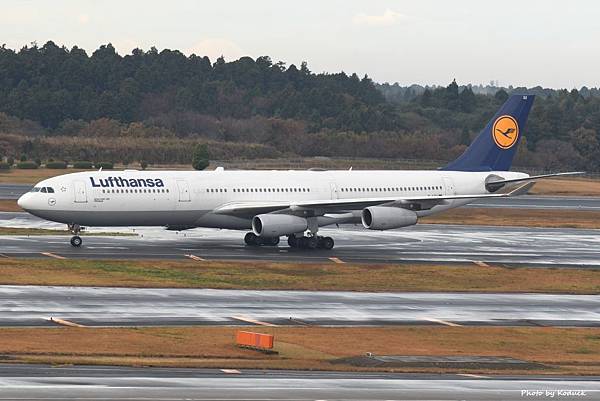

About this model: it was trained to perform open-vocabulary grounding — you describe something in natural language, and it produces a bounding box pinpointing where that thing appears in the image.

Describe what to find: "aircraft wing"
[213,182,535,217]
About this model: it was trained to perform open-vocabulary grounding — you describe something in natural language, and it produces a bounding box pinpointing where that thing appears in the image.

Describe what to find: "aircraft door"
[176,180,191,202]
[329,182,339,200]
[443,177,456,196]
[74,181,87,203]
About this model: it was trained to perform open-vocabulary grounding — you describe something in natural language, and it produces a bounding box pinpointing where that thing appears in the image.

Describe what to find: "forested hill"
[0,41,392,132]
[0,41,599,172]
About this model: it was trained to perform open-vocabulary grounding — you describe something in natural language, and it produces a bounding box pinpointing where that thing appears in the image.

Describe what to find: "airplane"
[17,94,581,249]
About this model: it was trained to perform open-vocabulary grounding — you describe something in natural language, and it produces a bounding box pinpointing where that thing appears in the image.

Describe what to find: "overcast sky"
[1,0,599,88]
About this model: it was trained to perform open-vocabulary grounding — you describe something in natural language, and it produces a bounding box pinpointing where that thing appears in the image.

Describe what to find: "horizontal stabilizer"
[486,171,584,192]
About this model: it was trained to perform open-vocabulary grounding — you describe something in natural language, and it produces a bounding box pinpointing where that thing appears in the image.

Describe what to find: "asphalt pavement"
[2,211,600,266]
[0,364,597,401]
[0,184,30,200]
[0,285,597,327]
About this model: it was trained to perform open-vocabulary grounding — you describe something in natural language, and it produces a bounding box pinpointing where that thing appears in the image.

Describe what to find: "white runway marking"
[40,252,66,260]
[47,317,86,328]
[185,254,206,261]
[231,315,278,327]
[458,373,490,379]
[473,261,490,267]
[221,369,241,374]
[423,318,463,327]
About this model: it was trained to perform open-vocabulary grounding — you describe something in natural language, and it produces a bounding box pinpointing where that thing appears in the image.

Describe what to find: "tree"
[571,127,600,170]
[192,143,209,170]
[494,89,509,103]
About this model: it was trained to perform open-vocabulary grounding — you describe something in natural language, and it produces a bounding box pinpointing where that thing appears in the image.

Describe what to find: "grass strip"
[421,207,600,229]
[0,259,597,294]
[1,326,598,375]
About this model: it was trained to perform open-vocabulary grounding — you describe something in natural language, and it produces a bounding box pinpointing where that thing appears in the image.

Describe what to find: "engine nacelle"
[252,214,308,237]
[361,206,418,230]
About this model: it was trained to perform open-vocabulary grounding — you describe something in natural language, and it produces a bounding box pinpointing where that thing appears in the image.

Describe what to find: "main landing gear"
[287,234,334,250]
[244,232,280,246]
[68,223,83,247]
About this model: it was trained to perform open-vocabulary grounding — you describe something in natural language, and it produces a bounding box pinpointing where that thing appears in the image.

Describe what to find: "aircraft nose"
[17,193,32,210]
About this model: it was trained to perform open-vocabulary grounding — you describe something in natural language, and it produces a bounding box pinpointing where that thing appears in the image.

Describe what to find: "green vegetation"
[45,161,67,169]
[192,143,210,170]
[0,42,599,171]
[72,160,93,169]
[16,161,38,169]
[95,161,114,169]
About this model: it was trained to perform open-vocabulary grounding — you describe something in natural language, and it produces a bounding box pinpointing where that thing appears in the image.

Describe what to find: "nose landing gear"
[70,235,82,247]
[68,224,83,247]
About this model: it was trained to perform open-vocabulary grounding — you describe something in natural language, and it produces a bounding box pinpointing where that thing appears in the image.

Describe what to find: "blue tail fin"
[442,94,535,171]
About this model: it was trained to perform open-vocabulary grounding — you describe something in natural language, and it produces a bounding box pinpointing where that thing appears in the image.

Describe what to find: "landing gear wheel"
[70,235,82,247]
[244,232,259,246]
[320,236,334,250]
[305,236,318,249]
[266,236,280,246]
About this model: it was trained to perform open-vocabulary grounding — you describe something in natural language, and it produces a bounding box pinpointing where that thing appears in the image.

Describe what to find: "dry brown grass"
[0,200,20,212]
[421,207,600,229]
[0,168,89,184]
[530,177,600,196]
[0,259,598,294]
[2,326,599,374]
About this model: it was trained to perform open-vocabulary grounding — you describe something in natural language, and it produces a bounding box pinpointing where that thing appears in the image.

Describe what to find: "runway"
[1,285,598,327]
[0,364,597,401]
[2,212,600,266]
[0,183,30,199]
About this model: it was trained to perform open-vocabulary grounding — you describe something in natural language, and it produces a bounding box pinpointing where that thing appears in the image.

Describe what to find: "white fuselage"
[17,169,527,230]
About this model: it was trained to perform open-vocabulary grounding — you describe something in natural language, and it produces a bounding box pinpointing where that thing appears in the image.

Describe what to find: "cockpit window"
[41,187,47,193]
[30,187,40,192]
[47,187,54,193]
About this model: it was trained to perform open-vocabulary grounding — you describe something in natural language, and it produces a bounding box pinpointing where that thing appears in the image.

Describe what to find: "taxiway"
[0,364,597,401]
[0,285,598,327]
[1,211,600,266]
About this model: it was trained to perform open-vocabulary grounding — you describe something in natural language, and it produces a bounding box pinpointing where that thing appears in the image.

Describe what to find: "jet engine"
[252,214,308,237]
[361,206,417,230]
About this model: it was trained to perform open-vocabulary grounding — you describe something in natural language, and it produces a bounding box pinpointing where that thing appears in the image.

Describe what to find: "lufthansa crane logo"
[492,115,519,149]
